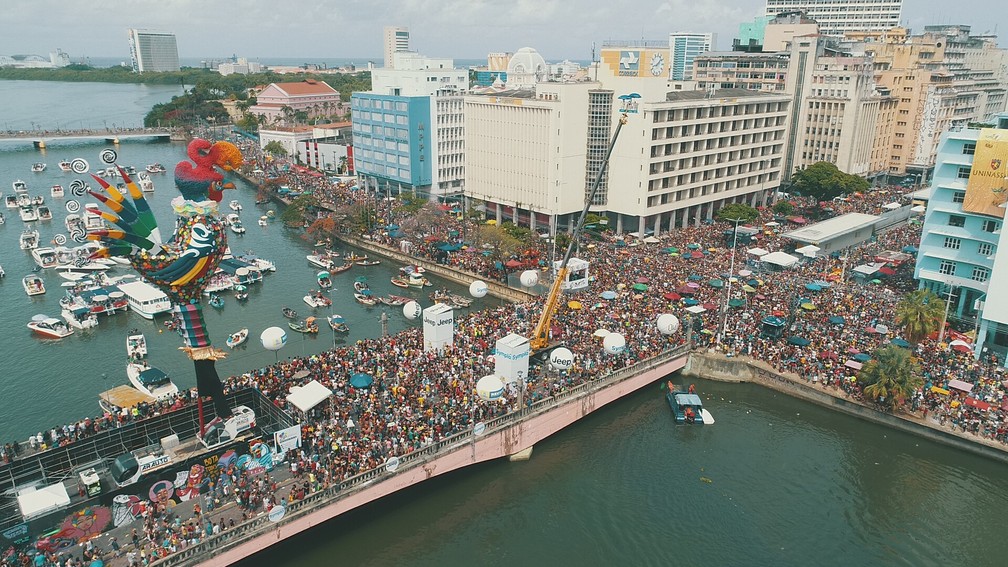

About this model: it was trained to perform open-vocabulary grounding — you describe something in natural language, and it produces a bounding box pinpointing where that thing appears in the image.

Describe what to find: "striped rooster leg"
[174,303,233,422]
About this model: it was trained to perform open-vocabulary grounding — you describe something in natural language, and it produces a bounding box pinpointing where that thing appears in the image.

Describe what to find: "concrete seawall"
[681,350,1008,464]
[158,347,689,566]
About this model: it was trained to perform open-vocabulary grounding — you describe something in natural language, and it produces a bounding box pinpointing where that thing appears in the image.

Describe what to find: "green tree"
[263,141,288,158]
[279,194,320,227]
[859,346,923,412]
[790,162,869,201]
[895,289,945,343]
[772,200,795,216]
[716,203,759,224]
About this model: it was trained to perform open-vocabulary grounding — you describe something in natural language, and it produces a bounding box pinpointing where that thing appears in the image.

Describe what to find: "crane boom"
[530,113,629,351]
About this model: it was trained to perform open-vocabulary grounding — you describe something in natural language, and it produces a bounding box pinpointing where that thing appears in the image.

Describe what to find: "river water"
[2,81,1007,567]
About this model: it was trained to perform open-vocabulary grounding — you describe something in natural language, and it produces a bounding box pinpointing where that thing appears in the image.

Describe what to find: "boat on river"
[136,173,154,193]
[20,228,40,250]
[61,306,98,330]
[303,290,332,308]
[327,314,349,333]
[317,271,332,290]
[31,163,46,173]
[23,274,45,296]
[126,331,148,360]
[234,284,249,301]
[226,328,249,349]
[665,382,712,425]
[50,185,64,198]
[289,317,319,334]
[27,317,73,339]
[13,180,28,192]
[126,361,179,401]
[145,163,166,173]
[430,289,472,308]
[282,306,298,320]
[379,294,412,307]
[58,160,72,173]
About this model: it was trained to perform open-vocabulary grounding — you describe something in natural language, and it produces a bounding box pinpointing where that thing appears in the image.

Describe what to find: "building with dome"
[506,47,547,88]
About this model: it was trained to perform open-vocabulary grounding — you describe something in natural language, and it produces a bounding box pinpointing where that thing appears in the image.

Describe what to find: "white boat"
[62,306,98,330]
[27,317,73,339]
[37,206,52,221]
[19,229,40,250]
[58,160,72,173]
[31,247,60,269]
[203,272,234,294]
[30,195,44,205]
[146,163,166,174]
[126,331,148,360]
[83,204,104,229]
[126,362,179,400]
[226,328,248,349]
[65,214,84,233]
[4,195,17,209]
[31,163,46,173]
[12,180,27,193]
[229,200,242,212]
[137,173,154,193]
[117,280,172,319]
[258,215,268,226]
[0,264,4,277]
[23,274,46,296]
[50,185,64,198]
[303,291,332,308]
[229,217,245,234]
[306,253,338,270]
[235,254,276,273]
[18,207,37,223]
[0,212,4,225]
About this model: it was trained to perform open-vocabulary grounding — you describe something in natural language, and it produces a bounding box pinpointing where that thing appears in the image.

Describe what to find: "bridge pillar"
[508,446,533,461]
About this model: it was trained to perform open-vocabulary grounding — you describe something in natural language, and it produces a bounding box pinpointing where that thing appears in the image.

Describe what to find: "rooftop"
[782,212,879,244]
[665,88,786,102]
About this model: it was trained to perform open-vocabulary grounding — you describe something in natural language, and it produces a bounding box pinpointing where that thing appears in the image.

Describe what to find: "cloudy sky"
[1,0,1003,62]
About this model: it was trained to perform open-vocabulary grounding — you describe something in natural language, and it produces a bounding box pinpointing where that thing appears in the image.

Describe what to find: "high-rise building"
[915,114,1008,360]
[383,26,410,68]
[763,0,902,36]
[127,29,179,73]
[668,32,714,80]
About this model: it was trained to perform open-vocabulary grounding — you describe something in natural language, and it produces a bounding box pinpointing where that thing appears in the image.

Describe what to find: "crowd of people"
[6,136,1008,565]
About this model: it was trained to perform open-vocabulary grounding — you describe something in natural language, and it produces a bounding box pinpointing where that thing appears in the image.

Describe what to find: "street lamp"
[720,217,745,344]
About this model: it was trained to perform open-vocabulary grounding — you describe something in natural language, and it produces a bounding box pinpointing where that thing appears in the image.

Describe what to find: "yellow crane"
[530,112,629,352]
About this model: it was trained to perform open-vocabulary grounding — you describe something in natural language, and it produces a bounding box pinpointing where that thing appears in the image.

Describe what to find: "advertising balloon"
[469,280,489,298]
[476,375,505,401]
[260,327,287,351]
[549,347,574,370]
[403,301,422,320]
[520,270,539,287]
[603,332,626,355]
[657,314,681,335]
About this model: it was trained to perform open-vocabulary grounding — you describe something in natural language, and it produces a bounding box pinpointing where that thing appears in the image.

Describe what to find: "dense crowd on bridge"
[6,135,1008,565]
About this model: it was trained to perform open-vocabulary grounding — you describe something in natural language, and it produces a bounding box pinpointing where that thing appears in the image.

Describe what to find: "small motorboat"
[289,317,319,334]
[19,206,38,223]
[226,328,249,349]
[31,163,46,173]
[380,294,412,307]
[37,206,52,221]
[355,290,378,306]
[356,259,381,266]
[345,253,368,263]
[282,306,298,320]
[234,284,249,301]
[208,294,225,309]
[430,289,472,308]
[665,382,711,425]
[229,215,245,234]
[127,361,180,400]
[327,314,349,333]
[304,291,332,308]
[229,199,242,212]
[23,274,45,296]
[51,185,65,198]
[317,271,333,290]
[258,216,268,227]
[0,212,4,225]
[353,278,369,293]
[390,276,410,289]
[136,173,154,192]
[12,180,27,193]
[27,316,73,339]
[59,160,73,172]
[20,228,40,250]
[5,195,18,208]
[146,163,166,173]
[62,306,98,330]
[126,330,148,360]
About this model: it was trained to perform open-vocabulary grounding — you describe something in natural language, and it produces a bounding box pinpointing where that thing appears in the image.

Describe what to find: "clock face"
[650,53,665,76]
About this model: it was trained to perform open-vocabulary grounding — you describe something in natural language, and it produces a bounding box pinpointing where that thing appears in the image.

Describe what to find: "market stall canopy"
[844,360,863,370]
[882,202,902,210]
[795,245,820,258]
[747,247,769,257]
[350,372,375,388]
[761,251,800,268]
[286,379,333,413]
[685,305,707,314]
[787,336,811,346]
[948,379,974,392]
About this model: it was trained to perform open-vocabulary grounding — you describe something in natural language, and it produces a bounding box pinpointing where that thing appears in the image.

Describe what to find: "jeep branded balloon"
[549,347,575,370]
[403,301,422,320]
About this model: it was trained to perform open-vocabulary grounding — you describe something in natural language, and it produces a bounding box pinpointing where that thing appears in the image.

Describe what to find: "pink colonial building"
[249,79,345,125]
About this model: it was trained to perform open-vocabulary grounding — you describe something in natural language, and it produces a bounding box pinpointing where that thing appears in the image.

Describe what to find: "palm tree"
[895,289,945,343]
[860,345,923,412]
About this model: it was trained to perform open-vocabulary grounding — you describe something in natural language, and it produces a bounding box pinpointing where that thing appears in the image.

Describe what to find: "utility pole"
[720,217,744,344]
[937,280,955,344]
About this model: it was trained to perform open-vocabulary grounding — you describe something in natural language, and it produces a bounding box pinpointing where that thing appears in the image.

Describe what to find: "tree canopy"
[772,200,795,216]
[716,203,759,224]
[790,162,869,201]
[859,345,923,412]
[895,289,945,343]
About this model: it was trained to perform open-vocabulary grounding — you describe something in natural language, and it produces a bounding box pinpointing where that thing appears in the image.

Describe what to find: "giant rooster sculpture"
[88,139,243,434]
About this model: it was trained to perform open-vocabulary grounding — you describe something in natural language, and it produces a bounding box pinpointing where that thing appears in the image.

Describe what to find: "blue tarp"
[787,336,811,346]
[762,316,786,327]
[350,373,374,388]
[829,316,846,325]
[890,338,911,348]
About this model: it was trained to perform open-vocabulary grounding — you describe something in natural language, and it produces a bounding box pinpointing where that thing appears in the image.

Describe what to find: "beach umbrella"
[890,338,911,348]
[689,251,704,259]
[738,269,753,277]
[748,279,760,287]
[874,324,890,334]
[567,300,582,310]
[664,247,679,254]
[633,283,648,292]
[755,294,767,300]
[350,373,374,388]
[686,282,701,289]
[687,243,700,250]
[702,302,718,311]
[854,353,872,362]
[709,279,724,288]
[688,274,703,281]
[701,329,714,335]
[805,283,822,291]
[870,278,882,284]
[668,252,680,257]
[728,298,746,308]
[600,290,617,300]
[847,347,860,355]
[787,336,811,346]
[593,328,611,338]
[663,292,681,301]
[635,276,650,283]
[677,286,695,295]
[902,245,918,254]
[743,285,757,293]
[800,302,816,310]
[829,316,846,326]
[683,298,699,306]
[865,326,877,334]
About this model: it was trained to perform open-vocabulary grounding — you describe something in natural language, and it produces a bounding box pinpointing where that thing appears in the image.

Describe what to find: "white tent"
[853,262,885,276]
[911,205,926,213]
[795,244,820,258]
[286,379,333,413]
[17,483,71,520]
[684,305,707,314]
[643,236,661,244]
[761,251,800,268]
[882,202,902,210]
[747,247,769,257]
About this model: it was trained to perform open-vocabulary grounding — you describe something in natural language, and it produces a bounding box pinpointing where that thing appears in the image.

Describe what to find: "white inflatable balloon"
[475,375,505,401]
[520,270,539,287]
[549,347,575,370]
[603,332,626,355]
[260,327,287,351]
[657,314,681,336]
[403,301,422,320]
[469,280,489,298]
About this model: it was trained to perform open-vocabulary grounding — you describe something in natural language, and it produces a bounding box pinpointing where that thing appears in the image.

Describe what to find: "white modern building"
[217,58,263,76]
[764,0,903,36]
[127,29,179,73]
[384,26,410,68]
[669,32,714,80]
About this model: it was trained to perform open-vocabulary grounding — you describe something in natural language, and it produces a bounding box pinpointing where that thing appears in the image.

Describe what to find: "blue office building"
[472,70,507,87]
[350,93,433,194]
[914,114,1008,359]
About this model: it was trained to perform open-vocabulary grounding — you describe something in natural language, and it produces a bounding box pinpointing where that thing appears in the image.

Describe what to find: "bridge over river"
[0,127,179,148]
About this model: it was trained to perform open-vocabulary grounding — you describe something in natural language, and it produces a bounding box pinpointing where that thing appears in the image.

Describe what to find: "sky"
[1,0,1004,62]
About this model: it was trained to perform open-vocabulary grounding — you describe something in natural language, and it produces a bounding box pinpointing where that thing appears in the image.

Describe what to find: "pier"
[0,127,177,149]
